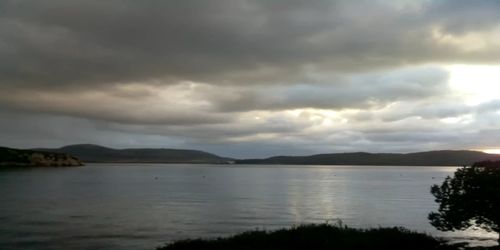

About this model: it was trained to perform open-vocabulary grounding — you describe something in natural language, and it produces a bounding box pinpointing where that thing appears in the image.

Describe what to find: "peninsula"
[0,147,83,167]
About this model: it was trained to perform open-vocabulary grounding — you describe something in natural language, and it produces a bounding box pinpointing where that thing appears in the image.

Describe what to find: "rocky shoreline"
[0,147,84,167]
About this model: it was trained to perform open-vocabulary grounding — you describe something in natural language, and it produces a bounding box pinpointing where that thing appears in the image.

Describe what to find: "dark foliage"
[429,161,500,244]
[0,147,32,163]
[0,146,82,167]
[158,224,454,250]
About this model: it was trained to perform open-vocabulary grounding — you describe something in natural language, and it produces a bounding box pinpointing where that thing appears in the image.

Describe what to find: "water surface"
[0,164,496,249]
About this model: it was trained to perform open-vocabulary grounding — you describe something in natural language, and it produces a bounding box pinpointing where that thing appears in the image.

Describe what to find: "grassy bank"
[158,224,462,250]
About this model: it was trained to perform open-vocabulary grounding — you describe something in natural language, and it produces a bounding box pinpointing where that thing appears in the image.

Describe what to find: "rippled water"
[0,164,496,249]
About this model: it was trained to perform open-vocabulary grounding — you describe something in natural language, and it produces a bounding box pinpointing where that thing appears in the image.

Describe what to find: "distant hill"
[0,147,83,167]
[36,144,232,164]
[20,145,500,166]
[235,150,500,166]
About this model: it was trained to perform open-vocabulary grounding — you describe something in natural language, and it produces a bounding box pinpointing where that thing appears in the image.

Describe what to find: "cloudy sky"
[1,0,500,158]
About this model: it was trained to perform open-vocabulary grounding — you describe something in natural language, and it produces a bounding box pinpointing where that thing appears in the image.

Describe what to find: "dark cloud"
[428,0,500,34]
[0,84,233,125]
[1,0,499,88]
[1,0,500,156]
[202,67,450,112]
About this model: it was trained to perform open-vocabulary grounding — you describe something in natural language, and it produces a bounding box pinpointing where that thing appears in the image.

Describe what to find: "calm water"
[0,164,496,249]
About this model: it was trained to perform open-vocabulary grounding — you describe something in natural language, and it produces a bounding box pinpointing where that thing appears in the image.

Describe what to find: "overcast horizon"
[1,0,500,158]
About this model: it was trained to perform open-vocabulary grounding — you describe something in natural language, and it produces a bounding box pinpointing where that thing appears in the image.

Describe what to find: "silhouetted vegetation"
[158,224,456,250]
[0,147,32,164]
[0,146,83,167]
[429,161,500,245]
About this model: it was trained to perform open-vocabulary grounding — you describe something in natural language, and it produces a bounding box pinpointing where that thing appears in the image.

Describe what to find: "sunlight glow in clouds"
[481,149,500,154]
[448,65,500,104]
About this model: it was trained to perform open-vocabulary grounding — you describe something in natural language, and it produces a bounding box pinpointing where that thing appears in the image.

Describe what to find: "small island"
[0,147,84,167]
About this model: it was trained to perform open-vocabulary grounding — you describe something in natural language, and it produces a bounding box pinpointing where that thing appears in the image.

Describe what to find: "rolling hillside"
[36,144,232,164]
[236,150,500,166]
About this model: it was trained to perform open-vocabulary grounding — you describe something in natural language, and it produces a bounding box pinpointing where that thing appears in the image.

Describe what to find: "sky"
[1,0,500,158]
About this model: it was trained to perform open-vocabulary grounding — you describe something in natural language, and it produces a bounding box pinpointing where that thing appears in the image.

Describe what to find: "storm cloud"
[1,0,500,157]
[2,0,500,87]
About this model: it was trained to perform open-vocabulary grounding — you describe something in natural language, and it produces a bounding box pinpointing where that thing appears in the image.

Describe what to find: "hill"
[36,144,232,164]
[235,150,500,166]
[0,147,83,167]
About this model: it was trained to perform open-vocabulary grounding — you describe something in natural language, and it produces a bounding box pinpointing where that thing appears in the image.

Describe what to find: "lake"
[0,164,496,249]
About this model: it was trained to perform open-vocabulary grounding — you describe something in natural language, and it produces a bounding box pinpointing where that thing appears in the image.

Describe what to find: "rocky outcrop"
[0,147,84,167]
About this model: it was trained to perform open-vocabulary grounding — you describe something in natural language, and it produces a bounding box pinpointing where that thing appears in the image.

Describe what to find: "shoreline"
[157,224,498,250]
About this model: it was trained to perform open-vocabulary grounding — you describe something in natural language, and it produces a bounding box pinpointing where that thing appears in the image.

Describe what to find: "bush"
[158,224,453,250]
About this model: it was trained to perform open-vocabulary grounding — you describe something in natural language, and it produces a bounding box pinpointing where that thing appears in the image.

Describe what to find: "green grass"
[157,224,459,250]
